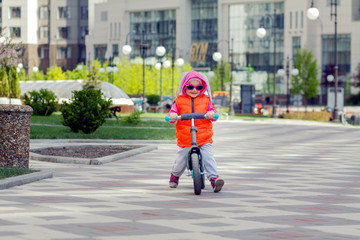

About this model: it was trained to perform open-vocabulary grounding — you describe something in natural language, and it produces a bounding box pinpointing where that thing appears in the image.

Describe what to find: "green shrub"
[10,66,21,98]
[24,89,58,116]
[60,89,112,134]
[0,69,9,97]
[281,110,332,122]
[121,110,143,125]
[147,94,160,105]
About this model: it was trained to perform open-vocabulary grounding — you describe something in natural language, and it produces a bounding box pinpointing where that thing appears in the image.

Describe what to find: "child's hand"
[169,113,178,121]
[206,111,214,119]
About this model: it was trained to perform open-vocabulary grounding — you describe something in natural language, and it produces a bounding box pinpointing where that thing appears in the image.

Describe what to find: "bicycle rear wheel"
[191,153,202,195]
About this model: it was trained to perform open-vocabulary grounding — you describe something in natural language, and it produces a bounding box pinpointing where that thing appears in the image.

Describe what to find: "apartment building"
[2,0,360,98]
[85,0,360,100]
[1,0,88,73]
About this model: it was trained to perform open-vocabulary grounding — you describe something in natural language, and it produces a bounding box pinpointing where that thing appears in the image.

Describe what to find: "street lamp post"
[277,57,299,113]
[171,47,184,102]
[156,46,166,112]
[307,0,339,121]
[121,30,149,112]
[212,51,223,90]
[256,8,277,118]
[212,38,235,116]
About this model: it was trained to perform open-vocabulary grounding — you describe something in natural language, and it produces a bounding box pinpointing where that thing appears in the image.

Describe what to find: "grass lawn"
[30,112,176,140]
[0,168,38,180]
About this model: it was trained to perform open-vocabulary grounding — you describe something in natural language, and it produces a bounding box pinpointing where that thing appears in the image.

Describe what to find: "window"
[112,44,119,57]
[57,46,71,59]
[39,46,49,59]
[94,44,107,61]
[295,11,298,28]
[58,7,70,19]
[292,36,301,58]
[39,26,48,39]
[81,6,88,19]
[0,7,2,22]
[289,12,292,29]
[58,27,70,39]
[10,27,21,38]
[10,7,21,18]
[79,46,86,59]
[101,11,108,21]
[80,27,88,39]
[39,6,48,19]
[110,23,112,38]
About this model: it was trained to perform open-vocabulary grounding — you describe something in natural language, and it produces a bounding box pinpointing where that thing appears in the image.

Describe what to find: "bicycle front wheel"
[191,153,202,195]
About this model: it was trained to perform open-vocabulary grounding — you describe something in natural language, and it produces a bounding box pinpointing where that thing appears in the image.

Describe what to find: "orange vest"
[175,95,213,147]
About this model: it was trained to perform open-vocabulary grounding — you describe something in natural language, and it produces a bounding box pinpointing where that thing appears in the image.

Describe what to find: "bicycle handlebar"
[165,112,219,122]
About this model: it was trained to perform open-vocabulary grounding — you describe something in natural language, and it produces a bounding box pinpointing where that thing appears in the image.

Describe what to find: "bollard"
[0,104,33,168]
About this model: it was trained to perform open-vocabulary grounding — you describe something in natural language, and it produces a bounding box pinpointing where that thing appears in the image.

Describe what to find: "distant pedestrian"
[166,70,224,192]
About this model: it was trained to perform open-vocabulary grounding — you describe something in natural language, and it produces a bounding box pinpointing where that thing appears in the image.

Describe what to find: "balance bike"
[166,112,219,195]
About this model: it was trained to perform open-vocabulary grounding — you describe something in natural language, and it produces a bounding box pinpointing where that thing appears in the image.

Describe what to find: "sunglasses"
[186,84,204,91]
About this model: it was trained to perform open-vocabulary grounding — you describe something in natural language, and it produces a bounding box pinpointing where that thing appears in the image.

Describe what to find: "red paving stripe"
[137,212,174,217]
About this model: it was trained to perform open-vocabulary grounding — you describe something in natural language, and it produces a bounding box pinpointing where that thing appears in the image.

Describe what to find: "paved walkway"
[1,119,360,240]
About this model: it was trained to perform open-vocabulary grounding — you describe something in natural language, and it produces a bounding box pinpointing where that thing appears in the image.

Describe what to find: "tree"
[9,66,21,98]
[0,69,9,97]
[292,48,320,110]
[351,62,360,88]
[84,60,102,89]
[210,61,231,91]
[0,28,22,99]
[46,66,66,80]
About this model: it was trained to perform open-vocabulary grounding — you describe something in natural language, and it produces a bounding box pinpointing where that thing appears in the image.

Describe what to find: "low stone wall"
[0,104,33,168]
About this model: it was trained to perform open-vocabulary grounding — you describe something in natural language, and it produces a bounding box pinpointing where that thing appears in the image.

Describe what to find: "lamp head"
[307,7,319,20]
[163,60,171,69]
[212,52,222,62]
[256,28,266,38]
[175,58,184,67]
[122,45,132,55]
[156,46,166,57]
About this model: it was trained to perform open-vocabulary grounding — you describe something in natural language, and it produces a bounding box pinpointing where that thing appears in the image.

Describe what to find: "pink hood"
[176,71,213,102]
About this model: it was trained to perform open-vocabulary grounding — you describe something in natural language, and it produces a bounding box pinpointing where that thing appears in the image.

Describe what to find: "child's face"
[185,79,203,98]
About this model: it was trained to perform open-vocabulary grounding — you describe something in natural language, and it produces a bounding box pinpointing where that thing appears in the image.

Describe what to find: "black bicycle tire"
[191,153,202,195]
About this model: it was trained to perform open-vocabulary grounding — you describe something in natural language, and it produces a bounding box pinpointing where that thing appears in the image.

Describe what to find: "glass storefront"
[322,34,351,74]
[191,0,218,68]
[322,34,351,93]
[129,10,176,59]
[229,2,284,72]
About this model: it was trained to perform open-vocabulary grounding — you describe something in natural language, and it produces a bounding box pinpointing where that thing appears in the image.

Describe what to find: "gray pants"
[171,143,218,180]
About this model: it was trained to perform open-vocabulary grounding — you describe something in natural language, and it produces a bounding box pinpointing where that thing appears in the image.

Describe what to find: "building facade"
[86,0,360,97]
[2,0,359,97]
[1,0,88,74]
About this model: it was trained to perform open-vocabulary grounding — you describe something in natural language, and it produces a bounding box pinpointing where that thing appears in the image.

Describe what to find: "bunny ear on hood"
[175,71,213,103]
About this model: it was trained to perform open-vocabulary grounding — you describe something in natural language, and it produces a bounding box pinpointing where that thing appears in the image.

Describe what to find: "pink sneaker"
[169,173,179,188]
[210,177,224,192]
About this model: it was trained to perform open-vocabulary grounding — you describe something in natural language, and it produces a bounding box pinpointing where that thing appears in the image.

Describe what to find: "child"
[167,70,224,192]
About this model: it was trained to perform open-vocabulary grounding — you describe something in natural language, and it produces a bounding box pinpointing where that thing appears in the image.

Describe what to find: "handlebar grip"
[205,113,219,120]
[165,115,172,122]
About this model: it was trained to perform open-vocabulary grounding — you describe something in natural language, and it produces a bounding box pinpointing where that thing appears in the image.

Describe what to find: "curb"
[30,145,158,165]
[0,170,53,190]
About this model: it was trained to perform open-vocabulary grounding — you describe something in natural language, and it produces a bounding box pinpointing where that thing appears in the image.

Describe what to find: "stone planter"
[0,104,33,168]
